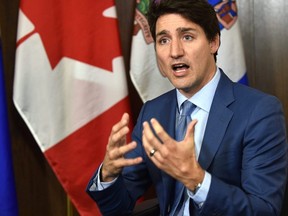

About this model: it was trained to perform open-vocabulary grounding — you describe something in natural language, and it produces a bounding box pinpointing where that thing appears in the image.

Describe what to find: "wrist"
[192,182,202,194]
[187,168,205,193]
[101,166,118,182]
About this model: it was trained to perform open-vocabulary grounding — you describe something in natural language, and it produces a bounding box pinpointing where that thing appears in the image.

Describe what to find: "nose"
[170,38,184,59]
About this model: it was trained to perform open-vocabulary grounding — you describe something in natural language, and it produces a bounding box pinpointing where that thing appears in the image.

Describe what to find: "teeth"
[172,64,188,71]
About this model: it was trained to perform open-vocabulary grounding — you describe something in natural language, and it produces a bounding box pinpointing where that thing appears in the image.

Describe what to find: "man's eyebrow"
[176,27,197,33]
[156,27,197,38]
[156,30,169,38]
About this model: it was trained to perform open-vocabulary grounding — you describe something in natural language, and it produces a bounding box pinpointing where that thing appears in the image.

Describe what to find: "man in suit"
[87,0,288,215]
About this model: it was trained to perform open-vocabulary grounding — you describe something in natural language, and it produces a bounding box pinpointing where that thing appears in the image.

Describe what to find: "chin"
[182,86,192,91]
[173,81,193,91]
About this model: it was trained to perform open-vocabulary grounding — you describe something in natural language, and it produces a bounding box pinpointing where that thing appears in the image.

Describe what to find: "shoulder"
[142,89,177,110]
[233,82,281,108]
[136,89,177,125]
[215,71,284,122]
[218,70,282,108]
[146,89,176,104]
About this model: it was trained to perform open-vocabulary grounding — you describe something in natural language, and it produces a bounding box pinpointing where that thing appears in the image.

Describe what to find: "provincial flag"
[130,0,248,102]
[13,0,131,215]
[0,35,19,216]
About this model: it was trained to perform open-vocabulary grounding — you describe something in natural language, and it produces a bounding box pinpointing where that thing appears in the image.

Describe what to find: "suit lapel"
[199,71,235,170]
[160,90,177,215]
[155,90,178,214]
[155,89,177,137]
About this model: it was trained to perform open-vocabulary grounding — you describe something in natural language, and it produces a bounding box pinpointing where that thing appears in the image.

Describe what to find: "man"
[87,0,288,215]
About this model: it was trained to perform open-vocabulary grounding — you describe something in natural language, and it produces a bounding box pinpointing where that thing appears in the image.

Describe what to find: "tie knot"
[181,100,195,116]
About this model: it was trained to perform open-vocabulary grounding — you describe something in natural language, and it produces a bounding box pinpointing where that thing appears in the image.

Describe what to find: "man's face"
[155,13,219,98]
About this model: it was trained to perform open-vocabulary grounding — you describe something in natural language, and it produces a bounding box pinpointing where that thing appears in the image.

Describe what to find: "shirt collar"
[176,67,221,113]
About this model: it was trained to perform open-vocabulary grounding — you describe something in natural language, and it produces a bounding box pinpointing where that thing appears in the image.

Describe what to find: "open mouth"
[172,63,190,72]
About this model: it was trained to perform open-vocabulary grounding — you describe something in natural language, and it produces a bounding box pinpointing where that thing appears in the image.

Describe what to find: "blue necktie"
[176,100,196,141]
[171,100,196,215]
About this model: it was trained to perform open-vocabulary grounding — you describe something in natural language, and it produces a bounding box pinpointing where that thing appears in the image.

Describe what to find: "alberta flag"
[130,0,248,102]
[0,36,18,216]
[13,0,131,215]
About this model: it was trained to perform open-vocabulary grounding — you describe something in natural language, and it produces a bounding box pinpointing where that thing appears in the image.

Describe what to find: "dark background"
[0,0,287,215]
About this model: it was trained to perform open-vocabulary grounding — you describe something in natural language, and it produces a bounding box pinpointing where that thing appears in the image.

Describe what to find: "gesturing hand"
[142,118,204,191]
[101,113,143,182]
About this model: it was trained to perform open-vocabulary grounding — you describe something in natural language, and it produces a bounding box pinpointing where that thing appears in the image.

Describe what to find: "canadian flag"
[13,0,131,215]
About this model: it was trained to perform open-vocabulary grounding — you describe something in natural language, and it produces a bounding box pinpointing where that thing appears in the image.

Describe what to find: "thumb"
[184,119,198,142]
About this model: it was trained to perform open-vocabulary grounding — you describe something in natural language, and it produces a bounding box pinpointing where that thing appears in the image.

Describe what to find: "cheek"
[156,57,168,77]
[156,51,169,77]
[191,46,210,66]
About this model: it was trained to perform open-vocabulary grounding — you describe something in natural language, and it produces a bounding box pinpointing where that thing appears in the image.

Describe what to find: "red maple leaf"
[19,0,121,72]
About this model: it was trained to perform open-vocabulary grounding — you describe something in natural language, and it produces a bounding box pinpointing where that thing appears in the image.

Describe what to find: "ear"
[210,34,220,54]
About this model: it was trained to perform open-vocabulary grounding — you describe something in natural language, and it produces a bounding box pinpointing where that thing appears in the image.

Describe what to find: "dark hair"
[147,0,220,61]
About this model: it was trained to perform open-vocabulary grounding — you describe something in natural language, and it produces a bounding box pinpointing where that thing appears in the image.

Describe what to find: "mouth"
[172,63,190,72]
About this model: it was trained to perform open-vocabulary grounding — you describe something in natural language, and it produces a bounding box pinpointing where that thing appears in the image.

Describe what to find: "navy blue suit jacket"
[87,71,287,216]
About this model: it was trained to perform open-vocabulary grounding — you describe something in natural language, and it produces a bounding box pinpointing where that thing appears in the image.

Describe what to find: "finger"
[142,132,160,162]
[142,121,156,155]
[109,141,137,159]
[150,118,172,149]
[119,141,138,157]
[109,113,130,148]
[109,126,129,148]
[116,156,143,168]
[102,155,143,181]
[110,113,129,136]
[113,141,143,168]
[142,121,166,159]
[184,119,197,141]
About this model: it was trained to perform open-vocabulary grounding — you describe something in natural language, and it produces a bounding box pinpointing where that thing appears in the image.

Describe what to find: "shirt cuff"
[88,163,118,191]
[187,171,211,206]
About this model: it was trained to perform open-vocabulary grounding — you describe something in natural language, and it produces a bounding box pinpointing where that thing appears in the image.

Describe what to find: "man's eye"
[183,35,193,41]
[159,38,169,44]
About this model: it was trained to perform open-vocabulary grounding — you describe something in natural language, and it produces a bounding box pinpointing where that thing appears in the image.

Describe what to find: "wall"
[238,2,288,215]
[0,0,287,215]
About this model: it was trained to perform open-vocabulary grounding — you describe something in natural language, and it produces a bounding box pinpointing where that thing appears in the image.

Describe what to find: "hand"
[142,118,204,191]
[101,113,143,182]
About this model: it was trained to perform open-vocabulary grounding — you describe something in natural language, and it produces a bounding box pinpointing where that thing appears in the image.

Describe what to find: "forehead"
[156,13,202,34]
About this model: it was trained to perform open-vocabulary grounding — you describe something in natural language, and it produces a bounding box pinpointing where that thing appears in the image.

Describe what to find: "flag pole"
[67,196,74,216]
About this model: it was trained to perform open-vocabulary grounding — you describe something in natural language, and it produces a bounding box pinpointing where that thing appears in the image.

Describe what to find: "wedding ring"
[149,149,157,157]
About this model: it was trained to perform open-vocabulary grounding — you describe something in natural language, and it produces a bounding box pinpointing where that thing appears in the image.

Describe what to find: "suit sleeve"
[86,104,152,216]
[200,96,288,216]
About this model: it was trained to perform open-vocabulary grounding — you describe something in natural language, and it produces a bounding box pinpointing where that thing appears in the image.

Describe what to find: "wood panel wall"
[0,0,287,215]
[238,1,288,214]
